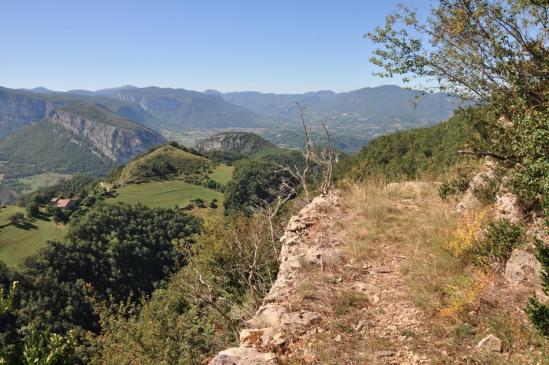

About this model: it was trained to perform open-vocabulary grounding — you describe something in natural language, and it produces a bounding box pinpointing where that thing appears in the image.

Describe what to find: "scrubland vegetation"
[0,0,547,363]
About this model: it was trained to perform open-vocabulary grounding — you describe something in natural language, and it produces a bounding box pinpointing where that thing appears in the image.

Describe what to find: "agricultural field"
[109,180,224,210]
[0,206,65,268]
[18,173,72,193]
[209,165,234,185]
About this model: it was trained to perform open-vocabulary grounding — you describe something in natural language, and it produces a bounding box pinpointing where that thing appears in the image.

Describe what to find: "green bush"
[471,171,502,204]
[526,239,549,336]
[438,173,470,200]
[468,219,524,265]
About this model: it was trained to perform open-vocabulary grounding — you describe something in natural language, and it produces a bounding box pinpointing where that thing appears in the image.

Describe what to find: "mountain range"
[0,84,461,180]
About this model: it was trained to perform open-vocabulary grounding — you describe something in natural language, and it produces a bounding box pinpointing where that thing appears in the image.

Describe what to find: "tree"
[367,0,548,209]
[26,203,39,218]
[224,159,298,214]
[22,326,77,365]
[369,0,548,333]
[8,212,25,226]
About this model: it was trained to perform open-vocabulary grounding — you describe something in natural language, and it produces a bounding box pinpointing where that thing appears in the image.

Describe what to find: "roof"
[56,199,74,208]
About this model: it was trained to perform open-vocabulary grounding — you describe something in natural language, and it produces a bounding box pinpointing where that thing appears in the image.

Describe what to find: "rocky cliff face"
[196,132,275,155]
[0,88,58,138]
[47,109,165,162]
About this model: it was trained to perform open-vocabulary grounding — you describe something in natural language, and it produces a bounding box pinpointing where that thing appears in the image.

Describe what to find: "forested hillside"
[338,110,477,180]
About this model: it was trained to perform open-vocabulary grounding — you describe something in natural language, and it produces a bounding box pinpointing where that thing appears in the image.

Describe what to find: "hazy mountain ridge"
[220,85,458,124]
[67,86,265,130]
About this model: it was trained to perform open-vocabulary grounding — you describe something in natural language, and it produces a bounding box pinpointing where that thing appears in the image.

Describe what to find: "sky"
[0,0,433,93]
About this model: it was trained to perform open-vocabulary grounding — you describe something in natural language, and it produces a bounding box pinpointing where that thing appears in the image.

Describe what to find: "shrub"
[467,219,524,265]
[8,212,25,226]
[471,171,502,204]
[526,239,549,336]
[439,173,470,200]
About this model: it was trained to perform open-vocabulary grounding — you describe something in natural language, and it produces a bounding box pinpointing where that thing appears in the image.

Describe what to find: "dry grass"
[329,178,549,364]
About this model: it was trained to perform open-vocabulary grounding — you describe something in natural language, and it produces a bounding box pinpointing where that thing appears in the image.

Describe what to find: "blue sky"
[0,0,433,93]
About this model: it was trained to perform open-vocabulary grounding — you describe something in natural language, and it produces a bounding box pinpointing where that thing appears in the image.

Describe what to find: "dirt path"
[210,183,547,364]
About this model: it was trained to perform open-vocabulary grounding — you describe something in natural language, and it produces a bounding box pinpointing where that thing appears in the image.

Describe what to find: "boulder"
[505,249,542,287]
[248,304,287,329]
[209,347,278,365]
[494,192,523,223]
[280,311,320,332]
[476,334,502,352]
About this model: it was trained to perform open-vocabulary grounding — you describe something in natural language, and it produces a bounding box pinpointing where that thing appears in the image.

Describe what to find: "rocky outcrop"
[196,132,275,156]
[477,334,502,352]
[208,193,340,365]
[456,159,496,212]
[47,108,165,163]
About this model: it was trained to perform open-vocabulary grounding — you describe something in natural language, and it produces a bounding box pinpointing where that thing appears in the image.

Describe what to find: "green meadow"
[0,206,66,268]
[209,165,234,185]
[109,180,224,209]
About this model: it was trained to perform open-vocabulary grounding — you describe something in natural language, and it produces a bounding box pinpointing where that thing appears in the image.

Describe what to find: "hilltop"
[110,143,215,185]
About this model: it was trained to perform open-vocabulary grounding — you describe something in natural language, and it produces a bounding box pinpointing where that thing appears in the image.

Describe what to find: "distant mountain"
[196,132,276,156]
[0,103,165,178]
[0,86,156,139]
[221,85,458,125]
[18,87,58,94]
[67,86,264,130]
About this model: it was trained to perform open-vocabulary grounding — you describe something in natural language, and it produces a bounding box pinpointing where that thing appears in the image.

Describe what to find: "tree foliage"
[368,0,548,207]
[91,212,284,364]
[224,159,298,214]
[369,0,548,332]
[0,203,200,363]
[338,110,476,180]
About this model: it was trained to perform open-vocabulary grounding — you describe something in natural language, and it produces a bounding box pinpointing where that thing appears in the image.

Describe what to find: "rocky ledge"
[209,193,340,365]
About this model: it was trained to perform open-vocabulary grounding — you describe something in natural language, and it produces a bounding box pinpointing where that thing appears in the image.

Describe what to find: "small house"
[56,198,77,210]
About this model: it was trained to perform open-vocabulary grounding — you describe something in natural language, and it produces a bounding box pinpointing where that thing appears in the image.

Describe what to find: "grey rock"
[209,347,277,365]
[477,334,502,352]
[505,249,542,287]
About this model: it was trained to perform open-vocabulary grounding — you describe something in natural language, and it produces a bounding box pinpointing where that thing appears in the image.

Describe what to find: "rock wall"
[48,109,165,163]
[196,132,274,156]
[209,193,340,365]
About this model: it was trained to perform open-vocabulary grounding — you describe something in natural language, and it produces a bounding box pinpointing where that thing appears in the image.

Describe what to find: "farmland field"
[18,173,72,193]
[0,206,65,268]
[109,180,224,209]
[209,165,234,185]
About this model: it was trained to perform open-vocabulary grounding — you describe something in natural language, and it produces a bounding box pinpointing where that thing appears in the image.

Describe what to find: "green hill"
[110,143,216,185]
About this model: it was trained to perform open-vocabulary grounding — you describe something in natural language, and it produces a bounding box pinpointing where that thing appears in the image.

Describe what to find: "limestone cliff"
[196,132,275,156]
[47,106,165,163]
